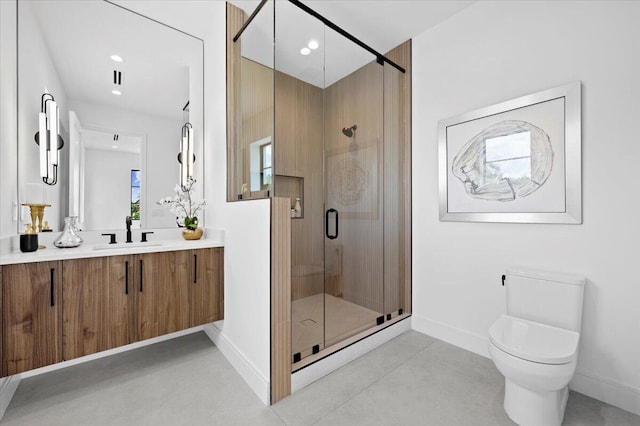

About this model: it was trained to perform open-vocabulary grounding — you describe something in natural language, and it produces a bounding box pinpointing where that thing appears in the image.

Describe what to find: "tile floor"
[292,294,380,356]
[2,330,638,425]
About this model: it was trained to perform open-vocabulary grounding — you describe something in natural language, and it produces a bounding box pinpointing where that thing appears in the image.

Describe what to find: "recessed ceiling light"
[300,47,311,56]
[112,89,122,96]
[308,40,319,50]
[111,145,119,149]
[111,55,124,62]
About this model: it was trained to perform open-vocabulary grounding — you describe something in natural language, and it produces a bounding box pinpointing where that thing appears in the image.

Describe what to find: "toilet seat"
[489,314,579,365]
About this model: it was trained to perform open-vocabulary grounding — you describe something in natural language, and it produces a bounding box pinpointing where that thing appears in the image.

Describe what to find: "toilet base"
[503,379,569,426]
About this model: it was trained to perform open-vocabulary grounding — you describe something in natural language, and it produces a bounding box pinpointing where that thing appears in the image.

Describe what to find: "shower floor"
[292,293,381,357]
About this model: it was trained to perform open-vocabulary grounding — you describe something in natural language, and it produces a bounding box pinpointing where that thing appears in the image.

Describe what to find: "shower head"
[342,124,357,138]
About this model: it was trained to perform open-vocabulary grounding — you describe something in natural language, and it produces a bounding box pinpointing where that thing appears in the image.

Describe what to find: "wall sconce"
[34,93,64,185]
[177,122,195,190]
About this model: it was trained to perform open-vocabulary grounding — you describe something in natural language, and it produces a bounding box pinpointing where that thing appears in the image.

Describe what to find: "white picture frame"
[438,82,582,224]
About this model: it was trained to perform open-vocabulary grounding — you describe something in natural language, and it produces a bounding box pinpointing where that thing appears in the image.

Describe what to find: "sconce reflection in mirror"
[34,93,64,185]
[177,122,195,190]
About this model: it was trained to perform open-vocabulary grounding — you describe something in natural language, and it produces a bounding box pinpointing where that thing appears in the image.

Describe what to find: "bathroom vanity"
[0,240,223,377]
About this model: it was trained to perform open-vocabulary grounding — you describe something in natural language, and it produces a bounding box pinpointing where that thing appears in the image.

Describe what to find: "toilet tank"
[506,268,585,332]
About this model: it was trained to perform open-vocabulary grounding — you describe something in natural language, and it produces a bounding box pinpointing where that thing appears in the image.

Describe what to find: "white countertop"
[0,228,224,266]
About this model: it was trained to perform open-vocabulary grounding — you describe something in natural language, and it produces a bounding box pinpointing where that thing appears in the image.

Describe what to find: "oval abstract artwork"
[452,120,553,202]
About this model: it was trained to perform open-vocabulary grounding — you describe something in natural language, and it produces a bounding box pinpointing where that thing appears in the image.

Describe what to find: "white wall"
[0,0,19,415]
[115,1,273,403]
[412,0,640,415]
[0,0,18,239]
[68,100,181,229]
[17,0,69,232]
[83,148,140,230]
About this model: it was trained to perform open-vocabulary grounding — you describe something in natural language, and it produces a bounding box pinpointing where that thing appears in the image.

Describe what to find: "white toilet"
[489,268,585,426]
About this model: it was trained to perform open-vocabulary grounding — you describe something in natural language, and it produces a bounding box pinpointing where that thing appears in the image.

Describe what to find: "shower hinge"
[386,313,392,321]
[399,309,403,315]
[312,345,320,354]
[376,316,384,325]
[293,352,301,363]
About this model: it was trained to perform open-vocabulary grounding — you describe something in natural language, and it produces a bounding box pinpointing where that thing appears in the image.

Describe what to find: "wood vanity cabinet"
[62,255,135,360]
[2,261,62,376]
[135,251,190,341]
[1,247,224,375]
[190,247,224,327]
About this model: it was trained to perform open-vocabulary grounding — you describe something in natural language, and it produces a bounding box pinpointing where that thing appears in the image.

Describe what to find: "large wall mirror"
[17,0,204,232]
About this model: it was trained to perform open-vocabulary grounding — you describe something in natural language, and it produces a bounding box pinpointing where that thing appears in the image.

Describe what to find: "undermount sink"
[92,241,164,250]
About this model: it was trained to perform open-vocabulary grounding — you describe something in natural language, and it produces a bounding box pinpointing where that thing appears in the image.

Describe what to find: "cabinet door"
[136,251,189,341]
[63,256,134,360]
[2,261,62,376]
[190,248,224,327]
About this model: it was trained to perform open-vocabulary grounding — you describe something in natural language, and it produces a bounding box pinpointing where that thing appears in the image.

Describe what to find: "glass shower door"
[275,1,327,362]
[323,26,384,350]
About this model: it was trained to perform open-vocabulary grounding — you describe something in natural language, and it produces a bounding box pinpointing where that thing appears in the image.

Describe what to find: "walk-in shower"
[227,0,411,403]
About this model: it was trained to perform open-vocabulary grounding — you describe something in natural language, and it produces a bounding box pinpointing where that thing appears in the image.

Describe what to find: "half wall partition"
[227,0,411,403]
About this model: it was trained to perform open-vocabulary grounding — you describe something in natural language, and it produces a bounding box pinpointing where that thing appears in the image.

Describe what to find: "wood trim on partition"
[226,3,245,201]
[270,197,292,403]
[385,40,412,314]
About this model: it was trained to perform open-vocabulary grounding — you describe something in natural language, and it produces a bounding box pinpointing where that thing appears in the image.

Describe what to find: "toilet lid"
[489,314,579,365]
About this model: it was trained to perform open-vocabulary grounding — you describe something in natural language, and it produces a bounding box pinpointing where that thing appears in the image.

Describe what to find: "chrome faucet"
[125,216,132,243]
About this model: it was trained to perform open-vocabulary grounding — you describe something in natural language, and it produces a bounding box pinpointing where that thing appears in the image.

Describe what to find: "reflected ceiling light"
[300,47,311,56]
[35,93,64,185]
[112,89,122,95]
[308,40,319,50]
[111,145,119,149]
[110,55,123,62]
[177,122,195,190]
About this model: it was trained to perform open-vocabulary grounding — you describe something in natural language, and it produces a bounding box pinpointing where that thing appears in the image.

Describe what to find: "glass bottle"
[294,198,302,217]
[54,216,83,248]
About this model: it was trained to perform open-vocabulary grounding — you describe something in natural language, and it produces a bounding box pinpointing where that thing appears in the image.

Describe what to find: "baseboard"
[202,322,270,405]
[571,370,640,416]
[411,313,490,358]
[292,317,411,393]
[0,375,21,421]
[411,313,640,416]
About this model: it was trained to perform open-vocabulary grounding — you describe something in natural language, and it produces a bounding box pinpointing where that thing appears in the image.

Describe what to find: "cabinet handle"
[50,268,55,307]
[139,259,143,293]
[193,254,197,284]
[125,261,129,294]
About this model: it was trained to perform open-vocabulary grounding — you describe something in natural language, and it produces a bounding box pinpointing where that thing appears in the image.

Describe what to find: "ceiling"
[230,0,474,87]
[81,129,142,154]
[24,0,202,121]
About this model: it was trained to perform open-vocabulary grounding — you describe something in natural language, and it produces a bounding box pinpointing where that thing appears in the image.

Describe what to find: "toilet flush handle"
[501,275,506,286]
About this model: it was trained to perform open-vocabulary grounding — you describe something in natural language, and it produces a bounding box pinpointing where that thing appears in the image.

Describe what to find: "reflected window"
[131,169,141,220]
[261,142,272,189]
[483,131,531,184]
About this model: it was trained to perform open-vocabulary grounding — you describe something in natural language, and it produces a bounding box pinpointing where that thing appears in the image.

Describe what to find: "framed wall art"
[438,82,582,223]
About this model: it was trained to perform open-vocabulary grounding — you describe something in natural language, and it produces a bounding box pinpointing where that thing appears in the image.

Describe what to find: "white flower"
[157,177,205,224]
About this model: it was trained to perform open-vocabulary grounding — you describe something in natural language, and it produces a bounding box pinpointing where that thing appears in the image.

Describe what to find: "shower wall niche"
[227,0,411,403]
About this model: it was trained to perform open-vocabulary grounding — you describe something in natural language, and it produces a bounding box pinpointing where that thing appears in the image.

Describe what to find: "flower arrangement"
[157,177,205,231]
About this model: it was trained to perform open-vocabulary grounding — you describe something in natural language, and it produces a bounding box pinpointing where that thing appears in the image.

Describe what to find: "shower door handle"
[326,208,339,240]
